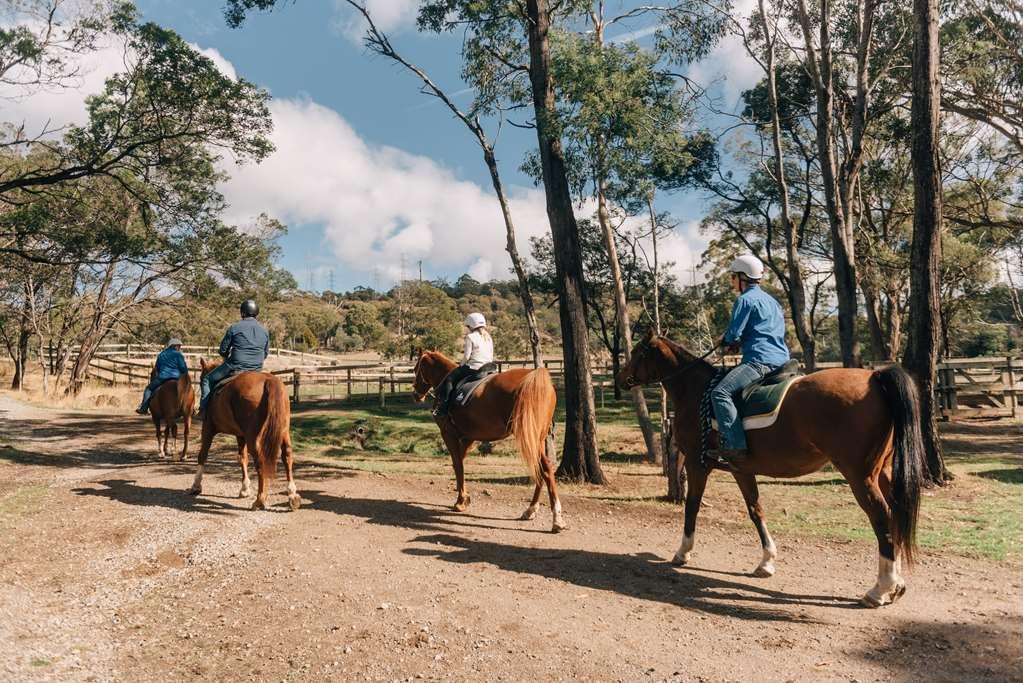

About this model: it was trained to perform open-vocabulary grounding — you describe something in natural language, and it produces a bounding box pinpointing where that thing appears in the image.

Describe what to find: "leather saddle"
[451,363,499,408]
[741,359,801,400]
[210,368,247,396]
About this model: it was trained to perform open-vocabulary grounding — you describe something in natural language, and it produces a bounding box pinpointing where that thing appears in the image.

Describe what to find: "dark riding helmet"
[240,299,259,318]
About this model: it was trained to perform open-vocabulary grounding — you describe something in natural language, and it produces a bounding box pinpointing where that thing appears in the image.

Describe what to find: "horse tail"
[509,368,556,485]
[176,373,193,419]
[873,365,926,566]
[256,375,289,483]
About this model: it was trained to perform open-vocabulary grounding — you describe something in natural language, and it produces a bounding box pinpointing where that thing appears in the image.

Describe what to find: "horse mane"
[656,335,714,371]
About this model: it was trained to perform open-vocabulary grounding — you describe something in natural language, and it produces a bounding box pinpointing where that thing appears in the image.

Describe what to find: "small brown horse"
[188,359,300,511]
[150,374,195,460]
[619,331,925,607]
[411,350,566,532]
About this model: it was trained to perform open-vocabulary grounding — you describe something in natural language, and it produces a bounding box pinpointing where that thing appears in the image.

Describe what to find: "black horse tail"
[873,365,926,566]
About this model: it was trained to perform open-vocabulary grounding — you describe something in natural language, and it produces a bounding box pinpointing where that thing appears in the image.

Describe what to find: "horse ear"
[644,327,656,342]
[414,347,424,360]
[199,357,208,370]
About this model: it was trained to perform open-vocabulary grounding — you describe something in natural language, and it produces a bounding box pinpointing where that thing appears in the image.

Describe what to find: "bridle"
[411,356,436,402]
[623,340,721,388]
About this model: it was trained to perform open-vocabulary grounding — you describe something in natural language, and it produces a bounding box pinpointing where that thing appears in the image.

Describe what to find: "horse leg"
[672,464,709,566]
[850,477,906,607]
[236,436,252,498]
[169,422,178,461]
[520,483,542,521]
[441,431,471,511]
[188,421,215,495]
[153,419,164,458]
[180,412,190,461]
[734,472,777,577]
[249,435,270,511]
[540,450,566,533]
[281,435,300,511]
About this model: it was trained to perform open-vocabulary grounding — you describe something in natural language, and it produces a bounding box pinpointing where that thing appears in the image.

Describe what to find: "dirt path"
[1,396,1021,682]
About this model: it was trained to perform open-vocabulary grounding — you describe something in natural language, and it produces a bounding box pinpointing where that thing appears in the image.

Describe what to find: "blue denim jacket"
[723,285,791,368]
[155,348,188,380]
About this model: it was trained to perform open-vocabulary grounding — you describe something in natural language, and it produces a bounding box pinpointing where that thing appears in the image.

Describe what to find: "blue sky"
[8,0,763,292]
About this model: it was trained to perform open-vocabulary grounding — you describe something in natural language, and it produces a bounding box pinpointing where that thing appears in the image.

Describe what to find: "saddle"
[210,368,247,397]
[716,360,803,432]
[451,364,499,408]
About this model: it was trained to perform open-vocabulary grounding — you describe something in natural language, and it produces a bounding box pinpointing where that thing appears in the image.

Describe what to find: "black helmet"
[240,299,259,318]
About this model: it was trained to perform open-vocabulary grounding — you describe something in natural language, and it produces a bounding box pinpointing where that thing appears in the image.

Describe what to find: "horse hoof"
[288,495,301,511]
[520,509,537,521]
[671,553,690,567]
[187,486,201,496]
[752,564,775,578]
[238,490,251,499]
[551,521,567,533]
[861,583,906,608]
[251,499,267,511]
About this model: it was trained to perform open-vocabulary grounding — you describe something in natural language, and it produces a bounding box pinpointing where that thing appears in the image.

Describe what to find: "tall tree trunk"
[796,0,861,368]
[862,279,893,360]
[758,0,817,371]
[595,175,658,461]
[525,0,604,483]
[904,0,950,484]
[649,197,683,501]
[11,323,29,390]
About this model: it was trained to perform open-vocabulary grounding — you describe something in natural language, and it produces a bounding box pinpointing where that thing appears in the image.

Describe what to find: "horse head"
[198,357,223,380]
[618,329,691,389]
[411,348,449,402]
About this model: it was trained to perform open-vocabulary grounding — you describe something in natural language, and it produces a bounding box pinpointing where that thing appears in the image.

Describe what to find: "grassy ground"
[290,394,1023,564]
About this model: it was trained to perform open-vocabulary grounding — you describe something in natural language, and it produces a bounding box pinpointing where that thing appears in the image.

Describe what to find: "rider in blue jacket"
[136,338,188,414]
[710,254,790,467]
[198,300,270,416]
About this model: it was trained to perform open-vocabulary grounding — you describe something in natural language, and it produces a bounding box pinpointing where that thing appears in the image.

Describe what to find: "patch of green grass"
[30,657,50,667]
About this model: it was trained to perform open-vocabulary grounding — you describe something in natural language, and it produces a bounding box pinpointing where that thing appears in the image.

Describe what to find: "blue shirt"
[219,318,270,371]
[723,285,791,368]
[155,348,188,380]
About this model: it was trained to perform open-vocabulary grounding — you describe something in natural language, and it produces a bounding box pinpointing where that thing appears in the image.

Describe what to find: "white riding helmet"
[464,312,487,330]
[166,337,183,348]
[730,254,764,280]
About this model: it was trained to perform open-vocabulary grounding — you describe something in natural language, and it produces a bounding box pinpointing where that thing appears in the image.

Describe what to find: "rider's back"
[221,318,270,371]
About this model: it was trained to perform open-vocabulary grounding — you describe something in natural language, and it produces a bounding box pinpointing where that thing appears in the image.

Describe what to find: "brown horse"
[411,350,566,532]
[187,358,300,511]
[619,331,925,607]
[149,374,195,460]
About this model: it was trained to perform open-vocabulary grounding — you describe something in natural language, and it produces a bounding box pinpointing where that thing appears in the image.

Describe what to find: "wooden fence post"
[1006,356,1017,419]
[293,370,301,403]
[347,368,352,399]
[379,379,386,409]
[390,366,395,394]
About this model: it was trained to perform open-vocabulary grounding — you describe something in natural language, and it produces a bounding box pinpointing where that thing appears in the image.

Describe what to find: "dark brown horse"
[619,331,925,607]
[188,359,299,511]
[149,374,195,460]
[411,350,566,532]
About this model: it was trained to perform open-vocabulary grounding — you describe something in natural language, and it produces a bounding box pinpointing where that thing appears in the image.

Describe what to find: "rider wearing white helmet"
[709,254,791,467]
[434,312,495,418]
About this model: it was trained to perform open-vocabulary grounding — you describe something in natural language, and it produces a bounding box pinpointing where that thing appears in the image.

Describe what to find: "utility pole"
[418,259,423,282]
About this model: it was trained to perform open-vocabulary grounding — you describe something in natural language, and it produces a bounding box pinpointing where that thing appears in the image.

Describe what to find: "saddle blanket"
[712,375,802,431]
[452,372,498,407]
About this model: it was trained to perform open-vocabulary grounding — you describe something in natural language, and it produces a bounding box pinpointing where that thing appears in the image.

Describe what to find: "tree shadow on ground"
[849,616,1023,680]
[302,491,861,623]
[973,467,1023,484]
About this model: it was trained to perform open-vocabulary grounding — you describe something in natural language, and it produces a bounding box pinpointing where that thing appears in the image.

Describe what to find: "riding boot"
[708,447,749,469]
[433,380,453,418]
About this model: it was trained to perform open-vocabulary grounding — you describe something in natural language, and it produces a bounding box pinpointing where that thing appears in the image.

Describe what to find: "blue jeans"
[199,363,235,411]
[139,378,166,411]
[711,362,771,450]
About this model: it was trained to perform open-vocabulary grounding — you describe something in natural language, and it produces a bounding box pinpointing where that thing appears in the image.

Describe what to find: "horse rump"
[873,365,926,565]
[509,368,556,484]
[175,373,195,419]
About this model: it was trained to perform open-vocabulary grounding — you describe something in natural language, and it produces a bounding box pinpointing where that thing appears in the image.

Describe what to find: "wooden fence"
[81,349,1020,418]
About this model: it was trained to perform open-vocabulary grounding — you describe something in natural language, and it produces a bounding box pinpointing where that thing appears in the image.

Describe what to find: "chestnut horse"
[619,331,925,607]
[411,350,566,532]
[187,359,300,511]
[149,374,195,460]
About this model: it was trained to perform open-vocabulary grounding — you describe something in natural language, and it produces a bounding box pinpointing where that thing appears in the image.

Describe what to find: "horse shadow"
[302,491,861,623]
[72,478,245,516]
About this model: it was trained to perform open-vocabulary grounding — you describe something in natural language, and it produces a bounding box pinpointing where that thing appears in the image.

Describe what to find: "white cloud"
[220,96,554,287]
[687,0,762,107]
[190,44,238,80]
[331,0,420,42]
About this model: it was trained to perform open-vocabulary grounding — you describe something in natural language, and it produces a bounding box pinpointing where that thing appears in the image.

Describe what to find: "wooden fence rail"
[81,350,1020,419]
